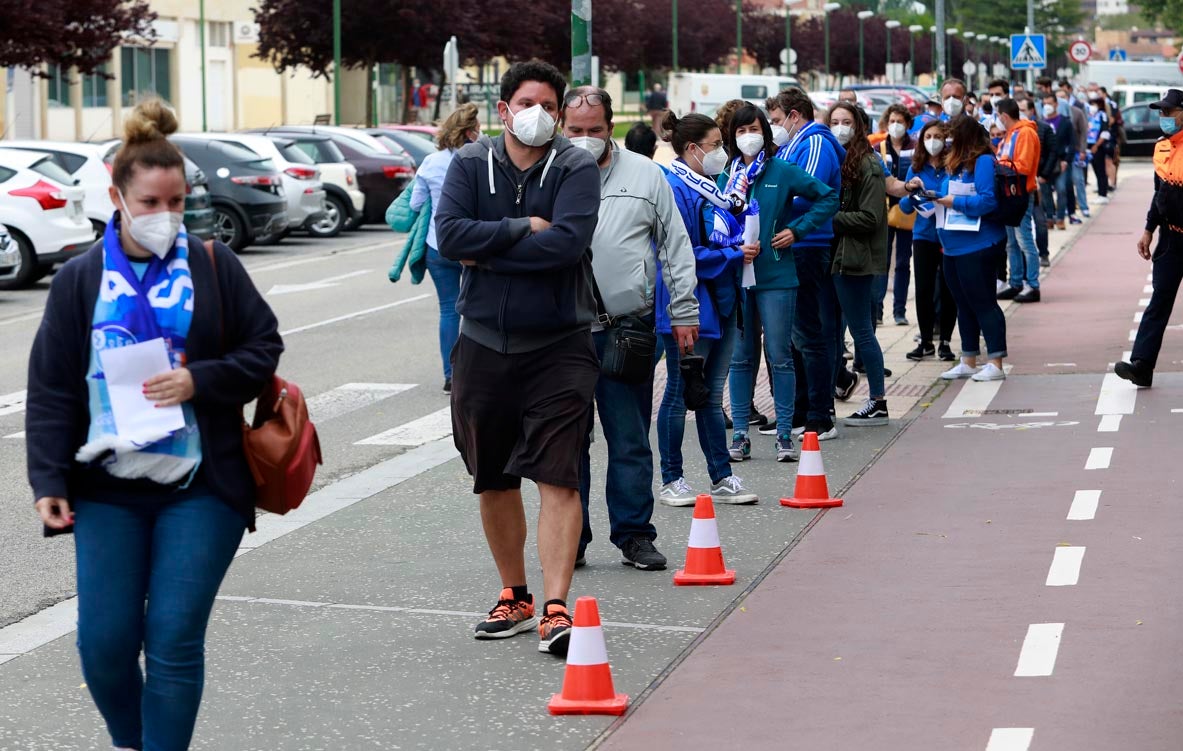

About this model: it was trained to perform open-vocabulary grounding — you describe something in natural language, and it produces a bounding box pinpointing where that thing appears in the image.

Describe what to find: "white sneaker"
[1094,196,1110,204]
[972,363,1007,381]
[941,362,981,380]
[658,477,697,507]
[710,475,759,505]
[995,279,1010,295]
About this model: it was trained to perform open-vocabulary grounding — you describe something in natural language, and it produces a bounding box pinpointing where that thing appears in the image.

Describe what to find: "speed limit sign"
[1069,40,1093,63]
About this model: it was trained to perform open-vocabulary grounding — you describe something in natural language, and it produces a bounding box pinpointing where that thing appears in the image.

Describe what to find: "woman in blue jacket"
[719,105,838,463]
[935,116,1008,382]
[657,111,758,505]
[900,120,957,362]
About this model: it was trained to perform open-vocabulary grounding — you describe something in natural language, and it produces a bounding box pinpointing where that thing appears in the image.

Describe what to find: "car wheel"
[308,195,346,238]
[212,205,248,252]
[255,227,289,246]
[344,212,364,231]
[0,231,39,290]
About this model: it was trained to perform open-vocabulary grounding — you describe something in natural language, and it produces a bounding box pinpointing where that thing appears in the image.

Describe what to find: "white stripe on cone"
[565,625,610,666]
[798,450,825,476]
[686,517,721,549]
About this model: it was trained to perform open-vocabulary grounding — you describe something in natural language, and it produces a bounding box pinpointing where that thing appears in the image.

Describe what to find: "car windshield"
[29,156,76,186]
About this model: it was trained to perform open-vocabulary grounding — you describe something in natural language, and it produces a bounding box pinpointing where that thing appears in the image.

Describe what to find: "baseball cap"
[1148,89,1183,111]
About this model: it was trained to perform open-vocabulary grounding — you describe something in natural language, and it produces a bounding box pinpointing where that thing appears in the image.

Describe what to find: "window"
[29,157,77,186]
[279,143,316,165]
[1133,91,1162,105]
[0,166,16,185]
[82,64,109,108]
[121,47,172,106]
[44,150,88,175]
[741,85,769,100]
[207,21,231,48]
[46,64,69,107]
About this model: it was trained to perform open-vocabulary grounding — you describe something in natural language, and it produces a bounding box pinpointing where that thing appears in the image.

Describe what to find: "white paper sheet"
[99,338,186,444]
[949,180,976,197]
[742,213,760,288]
[944,208,982,232]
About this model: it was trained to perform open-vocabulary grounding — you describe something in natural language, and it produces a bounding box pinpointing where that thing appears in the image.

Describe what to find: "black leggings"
[1092,145,1109,197]
[912,239,957,346]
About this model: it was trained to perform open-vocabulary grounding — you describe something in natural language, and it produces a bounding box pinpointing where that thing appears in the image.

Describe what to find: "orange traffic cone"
[673,494,736,586]
[548,597,629,716]
[781,432,844,508]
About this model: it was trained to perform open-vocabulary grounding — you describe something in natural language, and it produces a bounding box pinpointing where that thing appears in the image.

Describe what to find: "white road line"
[1014,623,1064,676]
[986,728,1034,751]
[1023,412,1059,417]
[1085,447,1113,470]
[0,390,27,417]
[1095,372,1137,415]
[1139,297,1151,306]
[356,407,452,447]
[1143,284,1154,293]
[0,436,461,661]
[4,431,25,439]
[279,294,430,336]
[267,269,373,296]
[0,311,45,329]
[1172,409,1183,414]
[1045,362,1076,367]
[1068,490,1101,521]
[1134,311,1144,323]
[305,382,417,423]
[243,241,392,274]
[1046,547,1086,586]
[942,365,1013,419]
[1097,414,1122,432]
[1129,329,1138,342]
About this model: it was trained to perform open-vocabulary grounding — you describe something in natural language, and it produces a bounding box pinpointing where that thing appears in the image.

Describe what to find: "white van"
[667,73,801,118]
[1109,84,1170,110]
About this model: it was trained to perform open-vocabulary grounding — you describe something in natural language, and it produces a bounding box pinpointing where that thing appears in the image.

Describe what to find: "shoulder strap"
[202,239,225,353]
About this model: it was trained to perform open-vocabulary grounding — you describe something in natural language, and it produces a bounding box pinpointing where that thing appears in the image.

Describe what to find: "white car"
[0,141,115,238]
[261,133,365,238]
[179,132,328,240]
[0,149,93,289]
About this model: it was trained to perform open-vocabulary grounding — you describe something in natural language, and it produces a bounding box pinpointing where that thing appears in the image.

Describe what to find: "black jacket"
[26,238,283,531]
[1036,120,1060,181]
[435,134,600,354]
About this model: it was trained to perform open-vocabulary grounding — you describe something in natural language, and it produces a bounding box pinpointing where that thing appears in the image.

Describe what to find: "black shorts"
[450,332,598,494]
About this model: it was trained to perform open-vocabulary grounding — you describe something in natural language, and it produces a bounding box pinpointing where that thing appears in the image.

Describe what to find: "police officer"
[1115,89,1183,388]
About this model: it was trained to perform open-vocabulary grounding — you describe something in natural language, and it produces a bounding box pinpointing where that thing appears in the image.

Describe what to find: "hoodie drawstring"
[539,148,558,189]
[487,149,496,195]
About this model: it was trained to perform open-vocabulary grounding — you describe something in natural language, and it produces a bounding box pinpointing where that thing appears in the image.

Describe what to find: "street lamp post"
[909,25,923,84]
[885,20,901,84]
[964,31,976,86]
[824,2,841,79]
[333,0,341,125]
[946,27,959,83]
[930,26,937,79]
[857,10,874,81]
[199,0,207,132]
[783,0,802,77]
[672,0,678,71]
[735,0,742,74]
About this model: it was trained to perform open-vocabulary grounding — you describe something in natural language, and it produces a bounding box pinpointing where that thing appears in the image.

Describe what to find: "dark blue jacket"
[435,134,601,354]
[776,121,846,248]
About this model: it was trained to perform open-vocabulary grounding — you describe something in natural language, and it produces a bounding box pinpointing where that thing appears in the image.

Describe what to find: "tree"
[1134,0,1183,36]
[0,0,155,75]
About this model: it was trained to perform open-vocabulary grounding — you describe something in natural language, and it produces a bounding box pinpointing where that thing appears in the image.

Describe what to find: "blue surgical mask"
[991,137,1002,148]
[1161,116,1180,136]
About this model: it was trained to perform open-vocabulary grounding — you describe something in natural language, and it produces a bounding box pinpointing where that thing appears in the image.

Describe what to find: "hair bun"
[123,98,178,145]
[660,110,679,142]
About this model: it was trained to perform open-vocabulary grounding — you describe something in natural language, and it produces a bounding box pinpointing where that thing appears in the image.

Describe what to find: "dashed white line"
[0,390,27,417]
[986,728,1034,751]
[356,407,452,447]
[1129,330,1138,342]
[279,294,431,336]
[1068,490,1101,521]
[1045,547,1086,586]
[1134,311,1144,323]
[1014,623,1064,677]
[1143,284,1154,294]
[1097,414,1122,432]
[1139,297,1151,306]
[1085,447,1113,470]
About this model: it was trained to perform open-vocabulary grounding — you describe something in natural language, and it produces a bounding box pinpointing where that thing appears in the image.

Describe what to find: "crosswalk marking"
[306,383,417,423]
[356,407,453,447]
[0,390,27,417]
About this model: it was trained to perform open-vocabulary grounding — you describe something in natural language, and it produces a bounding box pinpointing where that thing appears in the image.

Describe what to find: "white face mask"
[924,139,945,156]
[118,190,181,259]
[830,124,854,145]
[771,124,791,147]
[943,97,964,117]
[504,103,556,148]
[887,123,906,140]
[736,133,765,157]
[570,135,607,161]
[1043,104,1056,118]
[1089,104,1099,115]
[991,96,1003,107]
[694,145,729,176]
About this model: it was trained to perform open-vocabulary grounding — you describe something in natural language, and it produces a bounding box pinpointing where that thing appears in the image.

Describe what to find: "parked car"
[0,149,93,289]
[250,126,413,227]
[383,124,438,141]
[96,140,217,241]
[1120,103,1163,157]
[169,136,288,252]
[178,132,328,241]
[364,127,437,167]
[0,140,116,238]
[262,133,364,238]
[0,224,20,279]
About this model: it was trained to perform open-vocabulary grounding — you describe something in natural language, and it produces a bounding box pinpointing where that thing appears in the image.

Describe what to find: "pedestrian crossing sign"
[1010,34,1047,70]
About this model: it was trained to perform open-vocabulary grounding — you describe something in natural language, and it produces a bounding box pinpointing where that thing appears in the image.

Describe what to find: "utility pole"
[199,0,207,131]
[1026,0,1036,92]
[935,0,946,84]
[672,0,679,71]
[572,1,592,86]
[333,0,341,125]
[735,0,742,75]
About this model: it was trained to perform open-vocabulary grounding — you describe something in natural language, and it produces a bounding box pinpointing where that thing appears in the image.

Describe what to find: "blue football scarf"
[75,218,202,484]
[670,159,745,247]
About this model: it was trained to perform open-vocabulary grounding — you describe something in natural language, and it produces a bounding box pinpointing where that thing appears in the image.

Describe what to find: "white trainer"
[658,477,697,507]
[941,362,981,380]
[972,363,1007,381]
[710,475,759,504]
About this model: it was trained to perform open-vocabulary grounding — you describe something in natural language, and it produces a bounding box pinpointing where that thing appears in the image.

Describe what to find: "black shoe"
[1039,255,1051,268]
[758,421,779,435]
[575,548,587,569]
[843,397,889,427]
[1015,287,1041,303]
[723,410,733,430]
[906,343,935,361]
[1114,360,1153,388]
[997,285,1021,301]
[835,369,859,401]
[749,407,769,427]
[938,342,956,361]
[620,537,667,571]
[443,378,452,394]
[858,364,893,377]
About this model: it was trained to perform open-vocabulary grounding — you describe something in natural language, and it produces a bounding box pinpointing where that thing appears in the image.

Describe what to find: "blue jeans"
[73,490,245,751]
[658,313,737,486]
[875,227,913,320]
[579,325,658,550]
[833,274,886,399]
[1072,163,1090,215]
[425,245,462,380]
[730,288,797,436]
[791,246,837,425]
[1006,195,1040,289]
[943,242,1009,359]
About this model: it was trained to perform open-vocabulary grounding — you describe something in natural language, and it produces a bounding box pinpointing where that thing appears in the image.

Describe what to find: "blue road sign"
[1010,33,1047,70]
[1109,48,1128,61]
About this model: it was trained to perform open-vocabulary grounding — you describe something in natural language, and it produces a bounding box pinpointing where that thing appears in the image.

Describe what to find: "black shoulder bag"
[592,279,657,384]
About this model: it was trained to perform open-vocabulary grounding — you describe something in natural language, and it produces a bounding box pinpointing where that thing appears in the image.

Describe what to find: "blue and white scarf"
[724,152,767,201]
[75,218,202,484]
[670,159,746,247]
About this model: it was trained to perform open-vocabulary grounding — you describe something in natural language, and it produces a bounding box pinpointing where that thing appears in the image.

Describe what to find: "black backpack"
[990,158,1029,227]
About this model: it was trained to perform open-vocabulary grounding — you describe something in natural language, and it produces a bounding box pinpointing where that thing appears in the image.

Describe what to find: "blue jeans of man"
[730,288,797,436]
[791,246,837,426]
[943,242,1009,359]
[579,324,658,552]
[1006,195,1041,289]
[73,489,245,751]
[658,312,738,487]
[833,274,886,399]
[425,246,462,380]
[874,227,913,320]
[1072,163,1090,215]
